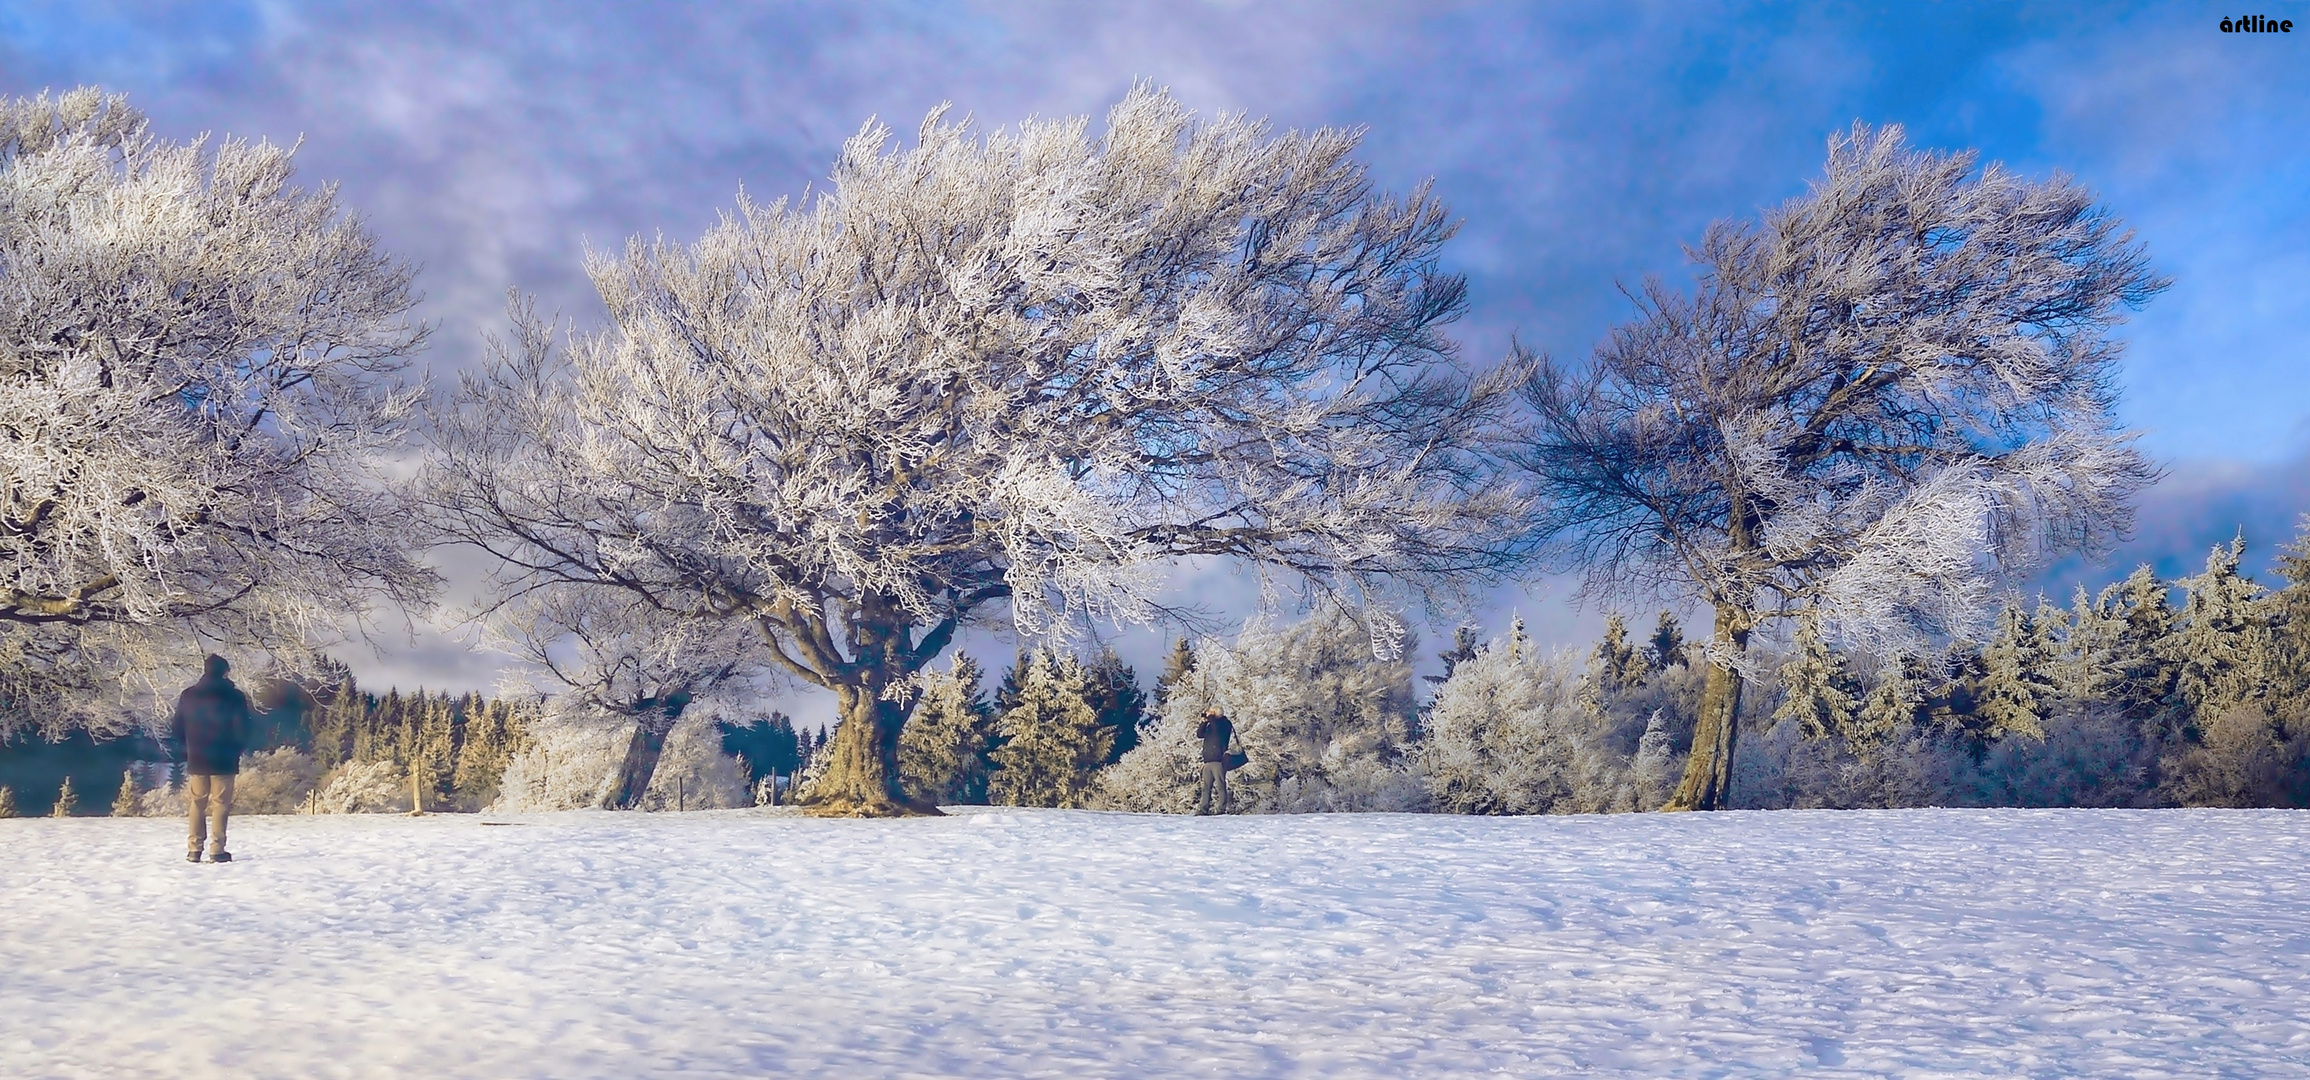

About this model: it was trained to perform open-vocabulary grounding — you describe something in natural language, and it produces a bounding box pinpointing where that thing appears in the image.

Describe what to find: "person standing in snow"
[1194,708,1234,815]
[170,654,255,863]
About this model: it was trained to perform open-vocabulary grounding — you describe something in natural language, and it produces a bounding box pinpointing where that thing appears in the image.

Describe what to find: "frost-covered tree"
[0,89,432,737]
[1415,622,1638,814]
[1592,614,1648,695]
[1774,616,1861,742]
[1510,123,2163,808]
[422,87,1529,815]
[988,652,1112,808]
[109,769,138,817]
[488,588,756,809]
[1850,654,1929,758]
[2088,566,2181,729]
[1152,638,1196,710]
[1973,600,2058,741]
[1098,608,1425,813]
[2268,518,2310,720]
[452,698,529,810]
[898,654,995,805]
[1647,611,1688,671]
[2167,537,2273,725]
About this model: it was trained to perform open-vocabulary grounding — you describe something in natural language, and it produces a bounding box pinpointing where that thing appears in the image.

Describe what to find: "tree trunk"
[603,692,691,810]
[802,684,940,817]
[1665,603,1755,811]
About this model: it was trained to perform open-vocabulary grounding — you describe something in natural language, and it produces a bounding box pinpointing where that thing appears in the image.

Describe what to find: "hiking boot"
[209,851,232,863]
[187,850,202,863]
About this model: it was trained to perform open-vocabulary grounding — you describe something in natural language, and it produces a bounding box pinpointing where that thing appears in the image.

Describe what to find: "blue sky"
[4,2,2305,706]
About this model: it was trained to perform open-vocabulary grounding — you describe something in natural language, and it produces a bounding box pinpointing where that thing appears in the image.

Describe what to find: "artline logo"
[2220,14,2294,32]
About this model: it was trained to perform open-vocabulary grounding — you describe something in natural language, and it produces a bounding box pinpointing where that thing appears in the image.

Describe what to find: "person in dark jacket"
[1194,708,1234,815]
[170,654,255,863]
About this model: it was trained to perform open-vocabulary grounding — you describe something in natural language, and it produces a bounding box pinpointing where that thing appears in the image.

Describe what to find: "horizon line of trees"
[10,520,2308,817]
[0,82,2223,817]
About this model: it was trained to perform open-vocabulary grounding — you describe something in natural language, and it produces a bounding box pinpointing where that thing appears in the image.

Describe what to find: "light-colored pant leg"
[187,774,235,855]
[1197,762,1229,815]
[187,774,212,853]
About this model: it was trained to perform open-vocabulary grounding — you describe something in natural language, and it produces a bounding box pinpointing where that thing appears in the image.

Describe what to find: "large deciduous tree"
[423,87,1530,815]
[0,89,432,736]
[1512,123,2163,809]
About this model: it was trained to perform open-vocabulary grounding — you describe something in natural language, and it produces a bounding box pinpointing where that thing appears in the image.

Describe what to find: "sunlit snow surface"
[4,807,2307,1078]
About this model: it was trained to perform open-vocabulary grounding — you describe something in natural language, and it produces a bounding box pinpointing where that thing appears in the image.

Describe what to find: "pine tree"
[1424,626,1483,690]
[1852,655,1929,758]
[2102,565,2180,729]
[1592,614,1648,694]
[1974,599,2056,741]
[993,650,1033,715]
[310,674,363,771]
[0,785,15,818]
[899,654,995,805]
[1080,647,1147,763]
[1153,637,1197,710]
[988,652,1112,808]
[409,693,458,809]
[718,710,802,794]
[2268,515,2310,718]
[455,698,529,810]
[2054,584,2124,705]
[50,776,76,817]
[110,769,139,817]
[1775,616,1861,741]
[2168,536,2273,725]
[1648,611,1688,671]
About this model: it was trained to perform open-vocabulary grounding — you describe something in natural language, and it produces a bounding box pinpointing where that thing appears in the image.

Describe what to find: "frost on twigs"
[0,87,433,737]
[1097,608,1425,814]
[1512,123,2163,808]
[424,85,1531,816]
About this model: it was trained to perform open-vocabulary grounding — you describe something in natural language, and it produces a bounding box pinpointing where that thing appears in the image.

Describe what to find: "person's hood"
[201,654,230,682]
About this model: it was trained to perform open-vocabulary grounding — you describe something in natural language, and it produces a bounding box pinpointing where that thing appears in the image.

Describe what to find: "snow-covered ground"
[4,808,2305,1079]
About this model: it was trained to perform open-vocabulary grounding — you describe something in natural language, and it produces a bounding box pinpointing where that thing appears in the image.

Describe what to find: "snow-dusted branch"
[0,88,433,736]
[421,85,1532,813]
[1511,123,2164,808]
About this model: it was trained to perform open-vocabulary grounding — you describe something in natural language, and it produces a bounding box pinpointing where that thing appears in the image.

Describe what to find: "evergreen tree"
[993,650,1034,715]
[1592,614,1648,695]
[1153,637,1196,709]
[454,698,529,809]
[2102,565,2181,729]
[2268,516,2310,717]
[988,652,1112,808]
[1080,647,1147,763]
[1775,616,1862,741]
[2167,536,2273,724]
[1424,626,1483,690]
[899,655,995,804]
[1974,599,2057,741]
[1852,655,1929,759]
[50,775,75,817]
[308,674,363,771]
[413,693,459,809]
[719,711,803,792]
[110,769,138,817]
[2054,584,2124,705]
[1648,611,1688,671]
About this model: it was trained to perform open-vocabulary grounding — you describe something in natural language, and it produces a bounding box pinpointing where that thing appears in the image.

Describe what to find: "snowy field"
[4,808,2306,1079]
